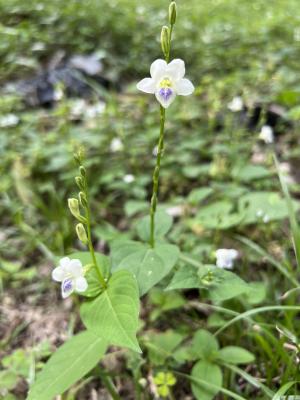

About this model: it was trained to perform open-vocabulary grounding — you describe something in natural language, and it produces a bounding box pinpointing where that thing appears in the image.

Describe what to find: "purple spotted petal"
[62,278,74,298]
[159,88,173,102]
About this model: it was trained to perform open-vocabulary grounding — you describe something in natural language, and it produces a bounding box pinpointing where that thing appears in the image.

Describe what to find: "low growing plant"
[25,2,300,400]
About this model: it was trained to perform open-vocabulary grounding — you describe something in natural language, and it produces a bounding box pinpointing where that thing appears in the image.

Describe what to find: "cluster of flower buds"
[160,2,177,59]
[68,152,89,245]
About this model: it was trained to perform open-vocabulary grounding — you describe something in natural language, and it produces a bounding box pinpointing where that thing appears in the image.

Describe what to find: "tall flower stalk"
[138,1,194,247]
[69,151,107,289]
[149,5,176,248]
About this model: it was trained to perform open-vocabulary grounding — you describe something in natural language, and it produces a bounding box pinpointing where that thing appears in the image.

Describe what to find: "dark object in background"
[4,54,115,108]
[247,103,289,133]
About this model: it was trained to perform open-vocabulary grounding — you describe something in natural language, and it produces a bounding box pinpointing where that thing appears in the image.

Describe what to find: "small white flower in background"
[110,137,124,152]
[52,257,88,298]
[259,125,274,144]
[263,214,270,223]
[86,102,106,118]
[137,58,194,108]
[123,174,135,183]
[227,96,243,112]
[166,205,184,217]
[216,249,239,269]
[70,99,86,118]
[153,145,159,156]
[0,114,19,128]
[54,87,64,101]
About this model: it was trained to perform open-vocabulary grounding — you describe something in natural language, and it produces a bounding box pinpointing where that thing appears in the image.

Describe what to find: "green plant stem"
[83,177,107,289]
[150,105,166,248]
[149,21,174,248]
[98,370,121,400]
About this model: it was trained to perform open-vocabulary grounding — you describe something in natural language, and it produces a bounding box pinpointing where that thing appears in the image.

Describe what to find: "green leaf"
[68,252,110,298]
[232,164,272,182]
[191,200,238,230]
[124,200,148,217]
[238,191,300,225]
[80,270,141,353]
[166,264,199,291]
[144,330,184,366]
[243,282,267,305]
[190,330,219,360]
[207,268,250,302]
[272,381,299,400]
[0,370,19,390]
[27,331,107,400]
[111,240,179,296]
[136,211,173,242]
[187,187,213,205]
[191,360,222,400]
[217,346,255,364]
[166,264,249,302]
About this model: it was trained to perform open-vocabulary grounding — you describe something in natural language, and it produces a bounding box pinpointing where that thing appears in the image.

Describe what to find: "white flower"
[110,137,124,152]
[259,125,274,144]
[0,114,19,128]
[216,249,238,269]
[137,59,194,108]
[123,174,135,183]
[227,96,243,112]
[52,257,88,298]
[86,102,106,118]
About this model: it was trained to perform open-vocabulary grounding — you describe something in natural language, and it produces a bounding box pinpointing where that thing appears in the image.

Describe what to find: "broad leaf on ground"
[217,346,255,364]
[166,264,249,301]
[111,240,179,296]
[27,331,107,400]
[136,210,173,242]
[191,360,223,400]
[143,330,185,366]
[80,270,141,353]
[190,330,219,360]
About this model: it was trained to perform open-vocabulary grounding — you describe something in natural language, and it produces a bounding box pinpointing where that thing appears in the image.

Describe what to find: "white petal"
[137,78,156,94]
[59,257,71,268]
[52,266,65,282]
[155,88,176,109]
[61,278,74,298]
[150,59,167,81]
[68,259,83,277]
[166,59,185,81]
[229,249,239,259]
[175,78,194,96]
[75,276,88,292]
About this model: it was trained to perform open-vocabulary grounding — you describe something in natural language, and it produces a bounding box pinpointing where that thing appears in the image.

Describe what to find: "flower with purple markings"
[137,59,194,108]
[52,257,88,298]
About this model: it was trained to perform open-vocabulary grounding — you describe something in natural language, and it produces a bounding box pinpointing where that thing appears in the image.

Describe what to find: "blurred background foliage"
[2,0,300,398]
[2,0,300,257]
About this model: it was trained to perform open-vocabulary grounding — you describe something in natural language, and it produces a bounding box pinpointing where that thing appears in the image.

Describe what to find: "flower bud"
[73,149,84,166]
[76,223,88,244]
[169,1,177,25]
[161,26,170,59]
[79,166,86,178]
[79,191,88,208]
[68,198,86,223]
[75,176,84,190]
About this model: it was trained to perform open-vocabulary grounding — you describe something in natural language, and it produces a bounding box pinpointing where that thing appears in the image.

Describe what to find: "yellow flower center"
[159,78,172,88]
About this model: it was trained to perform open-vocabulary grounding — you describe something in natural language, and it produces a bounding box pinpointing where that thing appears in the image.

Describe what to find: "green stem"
[84,177,107,289]
[98,370,122,400]
[149,21,174,248]
[149,105,166,248]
